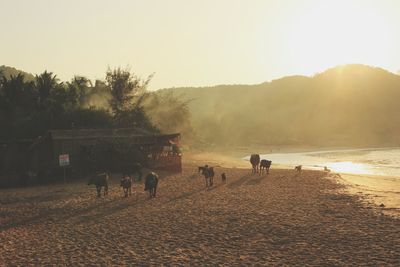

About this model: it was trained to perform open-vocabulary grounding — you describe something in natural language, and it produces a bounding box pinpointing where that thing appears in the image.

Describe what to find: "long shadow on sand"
[0,197,120,232]
[0,195,149,231]
[165,181,225,204]
[74,197,152,223]
[85,182,227,221]
[205,183,224,191]
[228,174,265,189]
[227,174,251,189]
[245,174,268,185]
[0,193,67,205]
[165,188,205,204]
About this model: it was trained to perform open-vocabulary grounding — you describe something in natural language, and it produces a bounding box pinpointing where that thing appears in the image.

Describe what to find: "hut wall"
[28,137,53,172]
[46,130,182,174]
[0,142,31,173]
[0,141,33,187]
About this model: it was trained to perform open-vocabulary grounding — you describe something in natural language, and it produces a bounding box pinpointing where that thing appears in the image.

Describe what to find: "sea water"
[248,147,400,177]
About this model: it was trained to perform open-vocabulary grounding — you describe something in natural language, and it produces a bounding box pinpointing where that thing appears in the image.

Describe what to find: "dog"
[221,172,227,183]
[295,165,302,172]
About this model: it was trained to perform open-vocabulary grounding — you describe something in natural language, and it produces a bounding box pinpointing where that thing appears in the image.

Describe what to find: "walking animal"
[88,172,109,197]
[295,165,302,172]
[144,172,159,198]
[260,159,272,174]
[120,174,132,197]
[221,172,227,183]
[250,154,261,174]
[199,165,214,187]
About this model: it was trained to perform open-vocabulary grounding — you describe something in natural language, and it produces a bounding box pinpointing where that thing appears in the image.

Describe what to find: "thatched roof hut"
[27,128,181,180]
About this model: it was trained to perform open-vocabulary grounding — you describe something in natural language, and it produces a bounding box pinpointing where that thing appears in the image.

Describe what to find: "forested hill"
[159,64,400,147]
[0,65,35,81]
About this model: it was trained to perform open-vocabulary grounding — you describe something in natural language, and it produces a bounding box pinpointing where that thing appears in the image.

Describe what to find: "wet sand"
[1,160,399,265]
[339,173,400,218]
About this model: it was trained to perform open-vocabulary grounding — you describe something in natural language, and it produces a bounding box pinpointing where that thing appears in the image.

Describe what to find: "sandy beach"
[339,173,400,218]
[1,155,400,266]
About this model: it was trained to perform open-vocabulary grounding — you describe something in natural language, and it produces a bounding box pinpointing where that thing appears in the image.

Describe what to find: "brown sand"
[338,173,400,218]
[1,157,399,265]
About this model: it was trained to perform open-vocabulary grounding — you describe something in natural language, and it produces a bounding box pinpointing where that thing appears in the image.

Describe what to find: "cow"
[250,154,261,174]
[208,167,215,186]
[88,172,109,197]
[199,165,214,187]
[198,166,204,173]
[260,159,272,174]
[120,174,132,197]
[144,172,159,198]
[295,165,302,172]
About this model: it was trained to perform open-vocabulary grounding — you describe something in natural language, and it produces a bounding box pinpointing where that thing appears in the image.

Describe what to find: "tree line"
[0,67,193,141]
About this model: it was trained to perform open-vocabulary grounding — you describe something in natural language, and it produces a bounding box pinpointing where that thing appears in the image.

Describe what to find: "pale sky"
[1,0,399,90]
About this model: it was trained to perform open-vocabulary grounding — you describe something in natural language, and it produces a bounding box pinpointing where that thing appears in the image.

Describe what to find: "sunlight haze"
[1,0,399,89]
[2,1,400,265]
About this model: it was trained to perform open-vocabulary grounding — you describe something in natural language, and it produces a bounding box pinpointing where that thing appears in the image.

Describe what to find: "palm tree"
[1,73,26,115]
[72,76,92,106]
[35,71,58,108]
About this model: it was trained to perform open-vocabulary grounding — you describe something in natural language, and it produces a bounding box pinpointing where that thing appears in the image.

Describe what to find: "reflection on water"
[326,161,373,175]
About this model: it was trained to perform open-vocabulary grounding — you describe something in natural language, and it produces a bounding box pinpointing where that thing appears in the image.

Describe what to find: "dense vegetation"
[0,66,192,141]
[3,64,400,148]
[161,64,400,148]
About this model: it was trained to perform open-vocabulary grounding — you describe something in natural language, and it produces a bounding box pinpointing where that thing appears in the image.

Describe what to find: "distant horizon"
[2,62,399,90]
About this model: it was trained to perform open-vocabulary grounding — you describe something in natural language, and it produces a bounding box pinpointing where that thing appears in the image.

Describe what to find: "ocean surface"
[248,147,400,177]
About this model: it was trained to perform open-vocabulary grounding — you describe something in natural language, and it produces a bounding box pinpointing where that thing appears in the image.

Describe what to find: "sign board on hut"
[59,154,70,167]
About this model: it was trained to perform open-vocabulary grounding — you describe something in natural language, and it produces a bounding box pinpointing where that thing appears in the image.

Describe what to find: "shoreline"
[338,173,400,218]
[185,150,400,218]
[189,145,400,158]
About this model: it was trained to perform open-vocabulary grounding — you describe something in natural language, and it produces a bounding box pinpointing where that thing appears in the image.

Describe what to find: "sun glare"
[326,161,373,175]
[282,1,394,74]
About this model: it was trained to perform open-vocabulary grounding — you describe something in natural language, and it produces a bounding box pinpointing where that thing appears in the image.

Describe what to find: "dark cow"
[295,165,302,172]
[221,172,227,183]
[88,172,109,197]
[260,159,272,174]
[250,154,260,174]
[199,165,214,187]
[120,174,132,197]
[144,172,159,198]
[208,167,215,186]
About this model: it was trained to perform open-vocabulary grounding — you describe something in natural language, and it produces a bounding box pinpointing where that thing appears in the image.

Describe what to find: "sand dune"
[1,161,399,266]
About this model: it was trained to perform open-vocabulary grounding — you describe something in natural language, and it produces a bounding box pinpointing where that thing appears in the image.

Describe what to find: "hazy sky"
[1,0,399,89]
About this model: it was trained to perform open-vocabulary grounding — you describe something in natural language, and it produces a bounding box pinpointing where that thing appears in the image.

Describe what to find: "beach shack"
[27,128,182,180]
[0,139,34,187]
